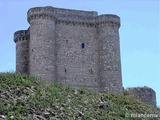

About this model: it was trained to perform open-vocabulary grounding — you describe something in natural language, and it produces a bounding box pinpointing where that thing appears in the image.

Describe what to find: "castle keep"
[14,6,123,93]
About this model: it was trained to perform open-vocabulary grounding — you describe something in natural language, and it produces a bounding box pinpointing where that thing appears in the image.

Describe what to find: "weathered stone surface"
[126,86,157,107]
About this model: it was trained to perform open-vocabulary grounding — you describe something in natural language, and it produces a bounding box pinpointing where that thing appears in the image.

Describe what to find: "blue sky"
[0,0,159,106]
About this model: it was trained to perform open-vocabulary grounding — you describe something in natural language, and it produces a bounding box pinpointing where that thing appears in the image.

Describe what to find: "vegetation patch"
[0,73,159,120]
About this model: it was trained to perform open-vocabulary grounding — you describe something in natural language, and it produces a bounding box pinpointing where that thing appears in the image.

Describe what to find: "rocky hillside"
[0,73,159,120]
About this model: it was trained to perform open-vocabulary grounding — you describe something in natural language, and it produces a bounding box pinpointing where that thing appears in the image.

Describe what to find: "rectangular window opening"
[81,43,85,49]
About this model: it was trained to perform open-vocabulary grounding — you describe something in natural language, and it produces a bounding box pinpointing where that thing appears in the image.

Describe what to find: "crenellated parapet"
[27,6,98,24]
[52,7,97,23]
[52,7,97,17]
[96,14,120,28]
[14,30,29,43]
[27,6,96,24]
[27,7,55,23]
[27,6,122,27]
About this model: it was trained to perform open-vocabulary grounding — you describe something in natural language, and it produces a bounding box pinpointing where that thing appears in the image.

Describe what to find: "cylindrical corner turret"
[14,30,29,74]
[27,6,55,24]
[126,86,157,107]
[27,6,56,82]
[97,14,123,94]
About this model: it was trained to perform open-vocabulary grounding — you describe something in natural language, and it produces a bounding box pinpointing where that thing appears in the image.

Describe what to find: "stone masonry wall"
[126,86,157,107]
[56,21,99,92]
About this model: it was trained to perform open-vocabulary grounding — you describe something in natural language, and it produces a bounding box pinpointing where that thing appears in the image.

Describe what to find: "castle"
[14,6,123,94]
[13,6,157,106]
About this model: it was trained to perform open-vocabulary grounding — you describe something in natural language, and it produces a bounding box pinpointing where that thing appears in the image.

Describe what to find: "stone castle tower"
[14,6,123,93]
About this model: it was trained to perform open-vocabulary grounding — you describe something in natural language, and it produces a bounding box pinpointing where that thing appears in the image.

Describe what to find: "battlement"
[52,7,97,17]
[27,6,98,23]
[28,6,98,17]
[126,86,157,107]
[14,30,29,43]
[28,6,120,25]
[27,7,54,23]
[96,14,120,27]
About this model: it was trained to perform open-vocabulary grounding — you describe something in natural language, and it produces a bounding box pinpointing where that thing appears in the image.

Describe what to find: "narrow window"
[90,68,93,74]
[66,40,68,43]
[81,43,85,49]
[65,69,66,74]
